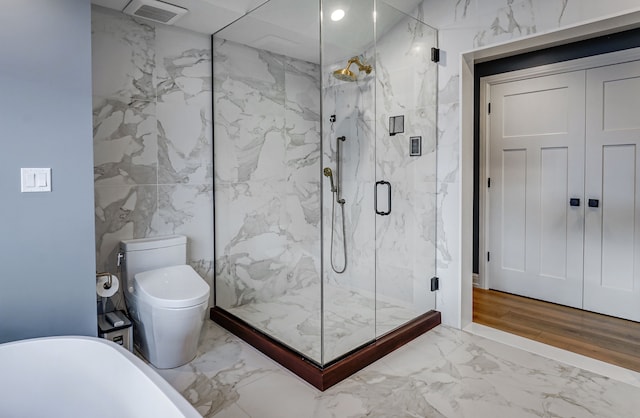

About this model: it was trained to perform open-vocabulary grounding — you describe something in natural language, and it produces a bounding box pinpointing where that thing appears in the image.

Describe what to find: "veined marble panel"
[93,97,157,186]
[474,0,538,47]
[213,38,287,184]
[155,25,212,106]
[375,107,437,183]
[158,319,640,418]
[323,67,375,124]
[153,184,214,303]
[214,181,320,309]
[158,101,213,185]
[214,39,323,318]
[94,185,157,272]
[155,321,282,417]
[92,6,214,309]
[437,101,461,185]
[376,183,437,310]
[376,3,438,114]
[153,184,213,261]
[580,0,640,20]
[322,111,375,183]
[322,179,376,289]
[284,57,320,134]
[284,61,321,171]
[345,328,640,418]
[414,0,477,28]
[226,283,417,364]
[284,56,322,234]
[321,114,376,293]
[91,6,155,101]
[322,74,376,294]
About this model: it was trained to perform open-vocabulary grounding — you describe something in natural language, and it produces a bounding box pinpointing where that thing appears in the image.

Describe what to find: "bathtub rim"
[0,335,201,418]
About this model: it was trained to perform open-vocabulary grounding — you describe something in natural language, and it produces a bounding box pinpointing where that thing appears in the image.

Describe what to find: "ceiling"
[93,0,430,63]
[92,0,268,35]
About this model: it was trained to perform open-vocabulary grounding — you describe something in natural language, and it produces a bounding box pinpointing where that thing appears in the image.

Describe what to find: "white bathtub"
[0,336,201,418]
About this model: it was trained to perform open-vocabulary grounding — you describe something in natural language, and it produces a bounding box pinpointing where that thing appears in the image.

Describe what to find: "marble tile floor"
[226,283,420,364]
[154,319,640,418]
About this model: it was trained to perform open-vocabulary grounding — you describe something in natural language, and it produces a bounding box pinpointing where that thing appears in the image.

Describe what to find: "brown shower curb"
[210,306,441,391]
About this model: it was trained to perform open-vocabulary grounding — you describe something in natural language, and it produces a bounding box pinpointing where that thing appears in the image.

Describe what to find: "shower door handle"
[375,180,391,216]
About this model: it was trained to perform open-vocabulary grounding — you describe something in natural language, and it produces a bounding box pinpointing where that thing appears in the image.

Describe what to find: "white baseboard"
[472,273,482,288]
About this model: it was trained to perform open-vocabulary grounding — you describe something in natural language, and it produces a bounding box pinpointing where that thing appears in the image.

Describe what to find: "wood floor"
[473,288,640,373]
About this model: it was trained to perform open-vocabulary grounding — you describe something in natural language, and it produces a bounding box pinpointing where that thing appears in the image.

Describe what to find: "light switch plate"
[21,168,51,192]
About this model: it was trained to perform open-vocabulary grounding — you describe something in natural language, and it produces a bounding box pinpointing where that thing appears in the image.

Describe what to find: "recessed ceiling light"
[331,9,345,22]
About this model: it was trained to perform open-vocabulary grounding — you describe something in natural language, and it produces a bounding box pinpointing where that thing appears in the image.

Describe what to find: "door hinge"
[487,252,490,262]
[430,276,439,291]
[488,178,491,188]
[488,102,491,114]
[431,47,440,63]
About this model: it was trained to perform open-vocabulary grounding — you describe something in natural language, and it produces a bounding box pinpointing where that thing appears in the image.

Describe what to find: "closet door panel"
[540,147,570,279]
[584,60,640,321]
[488,71,585,308]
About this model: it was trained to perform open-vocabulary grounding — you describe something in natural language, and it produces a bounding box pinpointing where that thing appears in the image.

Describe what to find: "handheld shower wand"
[324,136,348,274]
[324,167,336,192]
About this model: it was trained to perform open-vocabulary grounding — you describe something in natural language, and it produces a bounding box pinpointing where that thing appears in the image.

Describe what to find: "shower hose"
[330,191,347,274]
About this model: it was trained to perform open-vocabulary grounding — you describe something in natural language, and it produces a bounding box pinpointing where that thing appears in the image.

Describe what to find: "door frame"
[479,47,640,291]
[455,10,640,330]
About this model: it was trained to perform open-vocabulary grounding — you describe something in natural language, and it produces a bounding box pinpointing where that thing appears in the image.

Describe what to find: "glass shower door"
[374,2,438,337]
[321,0,377,364]
[320,0,438,363]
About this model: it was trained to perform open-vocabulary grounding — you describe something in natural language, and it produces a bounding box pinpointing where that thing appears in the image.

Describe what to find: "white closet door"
[489,71,586,308]
[584,60,640,321]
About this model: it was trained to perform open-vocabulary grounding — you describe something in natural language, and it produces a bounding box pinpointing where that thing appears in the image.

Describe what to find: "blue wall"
[0,0,96,342]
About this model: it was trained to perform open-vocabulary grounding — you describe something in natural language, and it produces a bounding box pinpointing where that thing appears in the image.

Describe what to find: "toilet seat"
[133,265,209,309]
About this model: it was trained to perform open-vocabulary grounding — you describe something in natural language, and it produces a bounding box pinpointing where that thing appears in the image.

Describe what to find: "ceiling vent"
[123,0,188,25]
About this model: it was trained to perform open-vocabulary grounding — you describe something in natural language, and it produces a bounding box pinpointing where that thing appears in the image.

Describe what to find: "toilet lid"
[133,265,210,308]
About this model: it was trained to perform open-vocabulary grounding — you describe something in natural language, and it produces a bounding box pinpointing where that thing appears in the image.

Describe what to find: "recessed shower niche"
[211,0,439,390]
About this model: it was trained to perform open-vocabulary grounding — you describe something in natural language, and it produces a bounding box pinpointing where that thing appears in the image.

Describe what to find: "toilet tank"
[120,235,187,284]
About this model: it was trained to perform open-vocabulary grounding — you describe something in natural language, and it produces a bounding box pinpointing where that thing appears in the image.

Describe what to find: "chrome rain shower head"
[332,56,372,82]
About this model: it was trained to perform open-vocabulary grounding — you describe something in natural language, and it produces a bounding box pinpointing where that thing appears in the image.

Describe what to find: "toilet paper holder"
[96,251,125,290]
[96,271,114,289]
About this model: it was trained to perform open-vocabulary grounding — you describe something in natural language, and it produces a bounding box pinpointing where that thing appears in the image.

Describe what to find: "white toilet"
[120,235,210,369]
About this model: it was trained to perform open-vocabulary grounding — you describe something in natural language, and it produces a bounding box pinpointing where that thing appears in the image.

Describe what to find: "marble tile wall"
[212,38,322,310]
[321,58,376,293]
[415,0,640,326]
[91,6,214,306]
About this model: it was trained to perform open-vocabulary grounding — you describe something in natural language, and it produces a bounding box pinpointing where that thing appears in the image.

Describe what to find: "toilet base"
[130,299,208,369]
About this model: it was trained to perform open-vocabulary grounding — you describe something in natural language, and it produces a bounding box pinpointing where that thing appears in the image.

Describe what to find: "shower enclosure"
[212,0,439,388]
